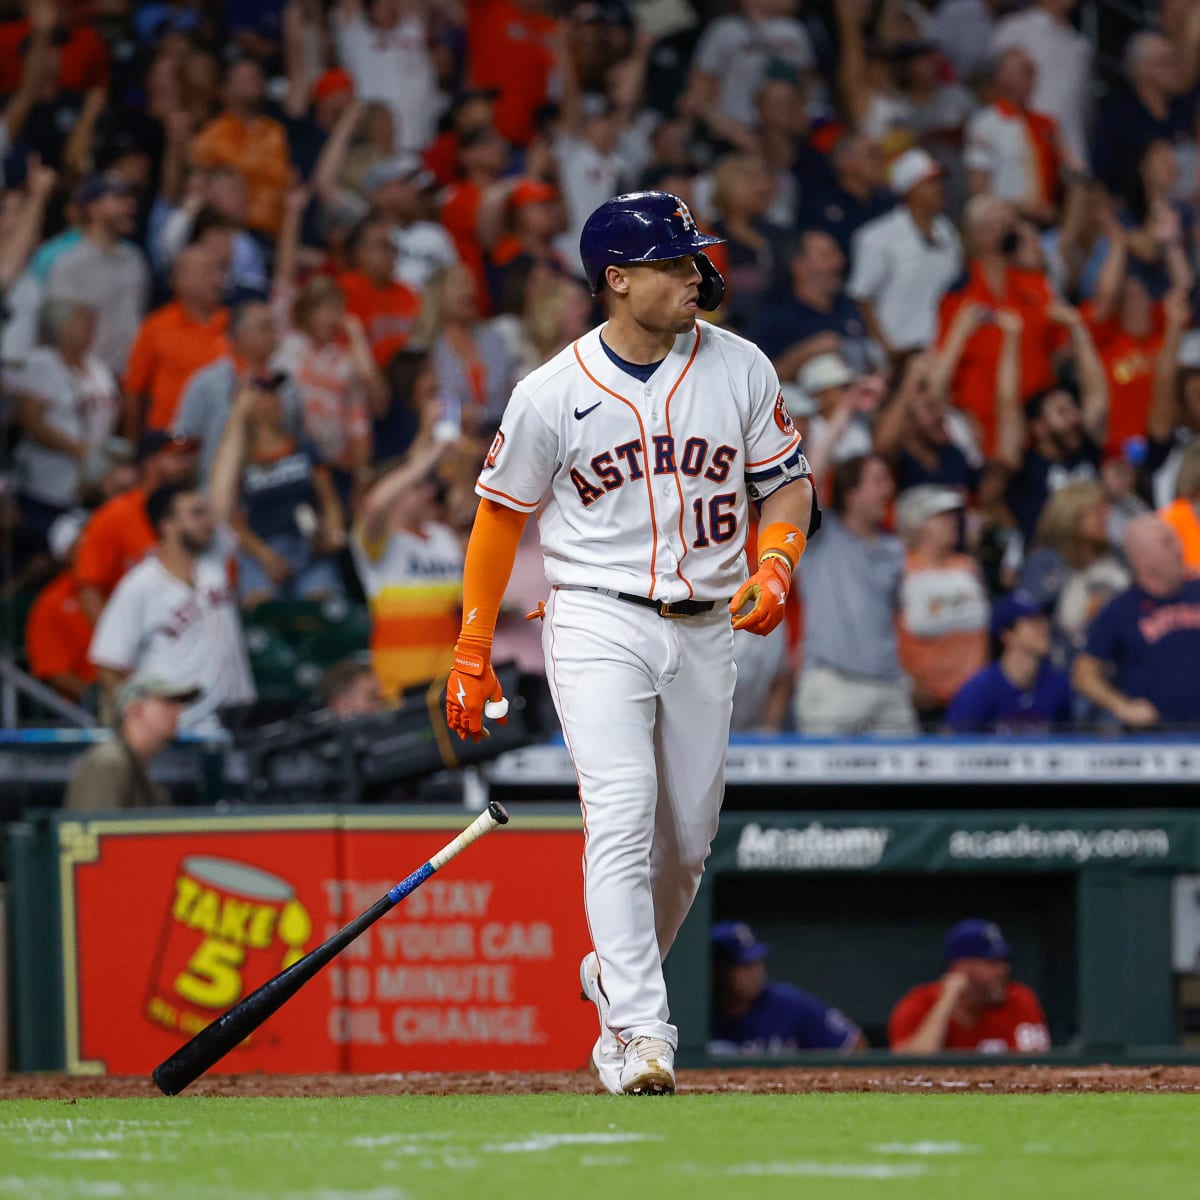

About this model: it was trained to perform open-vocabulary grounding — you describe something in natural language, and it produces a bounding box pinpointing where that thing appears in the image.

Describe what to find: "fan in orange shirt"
[340,216,420,367]
[466,0,556,147]
[190,58,290,237]
[936,196,1068,454]
[439,127,511,317]
[122,246,229,438]
[27,510,96,702]
[1080,231,1171,457]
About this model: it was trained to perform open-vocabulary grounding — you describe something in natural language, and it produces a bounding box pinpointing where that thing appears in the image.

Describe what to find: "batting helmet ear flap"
[695,252,725,312]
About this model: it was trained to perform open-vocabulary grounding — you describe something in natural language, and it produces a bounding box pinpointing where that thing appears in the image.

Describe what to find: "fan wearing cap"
[44,172,149,377]
[889,919,1050,1054]
[63,675,201,812]
[484,179,569,312]
[26,510,95,702]
[710,921,865,1056]
[847,148,962,361]
[277,65,356,182]
[72,429,201,624]
[947,591,1071,732]
[789,354,879,502]
[896,485,989,718]
[363,156,458,292]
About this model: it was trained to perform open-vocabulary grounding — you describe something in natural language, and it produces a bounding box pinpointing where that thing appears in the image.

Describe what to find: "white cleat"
[580,953,622,1095]
[619,1036,676,1096]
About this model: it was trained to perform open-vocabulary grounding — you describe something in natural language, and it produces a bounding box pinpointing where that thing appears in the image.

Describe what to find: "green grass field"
[2,1093,1197,1199]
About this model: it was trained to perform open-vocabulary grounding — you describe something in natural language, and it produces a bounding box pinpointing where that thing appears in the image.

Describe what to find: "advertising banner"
[58,812,591,1076]
[709,812,1198,875]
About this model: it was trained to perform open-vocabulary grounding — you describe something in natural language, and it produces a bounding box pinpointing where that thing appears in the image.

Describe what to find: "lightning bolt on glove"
[446,638,507,742]
[729,522,807,637]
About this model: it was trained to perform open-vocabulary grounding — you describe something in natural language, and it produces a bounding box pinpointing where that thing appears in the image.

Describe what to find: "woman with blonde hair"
[415,262,512,433]
[1158,441,1200,575]
[1020,480,1130,656]
[516,271,592,375]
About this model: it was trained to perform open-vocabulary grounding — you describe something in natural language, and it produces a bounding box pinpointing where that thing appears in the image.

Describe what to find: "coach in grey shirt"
[176,300,303,480]
[45,174,150,376]
[796,453,917,734]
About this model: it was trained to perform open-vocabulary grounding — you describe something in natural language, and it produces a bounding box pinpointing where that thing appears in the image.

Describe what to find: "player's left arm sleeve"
[741,349,821,536]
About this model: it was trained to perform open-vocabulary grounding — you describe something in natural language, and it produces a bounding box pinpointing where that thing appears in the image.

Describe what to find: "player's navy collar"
[598,333,664,383]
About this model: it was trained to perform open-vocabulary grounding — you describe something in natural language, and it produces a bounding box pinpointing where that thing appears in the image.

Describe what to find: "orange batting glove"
[729,555,792,636]
[446,638,507,742]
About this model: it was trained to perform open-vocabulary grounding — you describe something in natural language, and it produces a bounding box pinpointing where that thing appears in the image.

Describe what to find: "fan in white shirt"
[990,0,1092,167]
[333,0,441,154]
[90,484,255,734]
[848,149,963,358]
[10,299,119,511]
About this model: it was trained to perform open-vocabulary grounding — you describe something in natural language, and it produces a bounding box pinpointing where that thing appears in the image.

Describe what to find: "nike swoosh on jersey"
[574,401,602,420]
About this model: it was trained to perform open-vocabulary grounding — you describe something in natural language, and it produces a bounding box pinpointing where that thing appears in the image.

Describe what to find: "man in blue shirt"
[796,132,895,257]
[1091,32,1199,201]
[947,592,1072,732]
[708,921,864,1055]
[747,229,878,379]
[1074,515,1200,728]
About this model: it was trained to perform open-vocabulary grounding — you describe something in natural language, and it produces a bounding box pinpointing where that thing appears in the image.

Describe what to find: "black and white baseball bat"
[152,801,510,1095]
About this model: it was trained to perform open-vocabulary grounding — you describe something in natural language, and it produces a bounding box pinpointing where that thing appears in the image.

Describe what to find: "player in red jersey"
[888,919,1050,1054]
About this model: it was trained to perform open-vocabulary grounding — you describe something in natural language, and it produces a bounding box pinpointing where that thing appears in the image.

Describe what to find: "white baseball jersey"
[89,542,255,733]
[476,322,809,601]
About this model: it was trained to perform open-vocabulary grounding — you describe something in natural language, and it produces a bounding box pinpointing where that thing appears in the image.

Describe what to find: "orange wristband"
[757,522,807,571]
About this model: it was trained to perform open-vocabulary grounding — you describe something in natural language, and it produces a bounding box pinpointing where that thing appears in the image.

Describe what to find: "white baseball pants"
[543,586,736,1049]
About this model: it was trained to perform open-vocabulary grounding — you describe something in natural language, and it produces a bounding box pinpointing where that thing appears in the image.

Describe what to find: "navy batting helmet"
[579,191,726,309]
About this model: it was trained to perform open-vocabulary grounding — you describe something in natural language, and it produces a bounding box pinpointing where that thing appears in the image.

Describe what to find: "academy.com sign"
[736,822,892,870]
[948,824,1171,864]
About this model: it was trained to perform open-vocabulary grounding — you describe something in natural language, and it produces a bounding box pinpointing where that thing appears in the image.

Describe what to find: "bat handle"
[428,801,509,871]
[386,803,510,902]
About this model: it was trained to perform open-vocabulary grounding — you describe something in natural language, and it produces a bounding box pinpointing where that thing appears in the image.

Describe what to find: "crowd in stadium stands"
[5,0,1200,737]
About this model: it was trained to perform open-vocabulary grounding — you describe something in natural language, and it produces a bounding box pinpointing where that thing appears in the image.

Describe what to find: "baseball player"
[445,191,817,1094]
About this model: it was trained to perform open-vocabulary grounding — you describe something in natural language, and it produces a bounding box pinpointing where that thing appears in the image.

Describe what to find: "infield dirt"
[3,1065,1199,1099]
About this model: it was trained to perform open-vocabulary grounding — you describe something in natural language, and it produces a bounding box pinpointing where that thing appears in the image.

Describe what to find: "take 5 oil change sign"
[60,814,591,1075]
